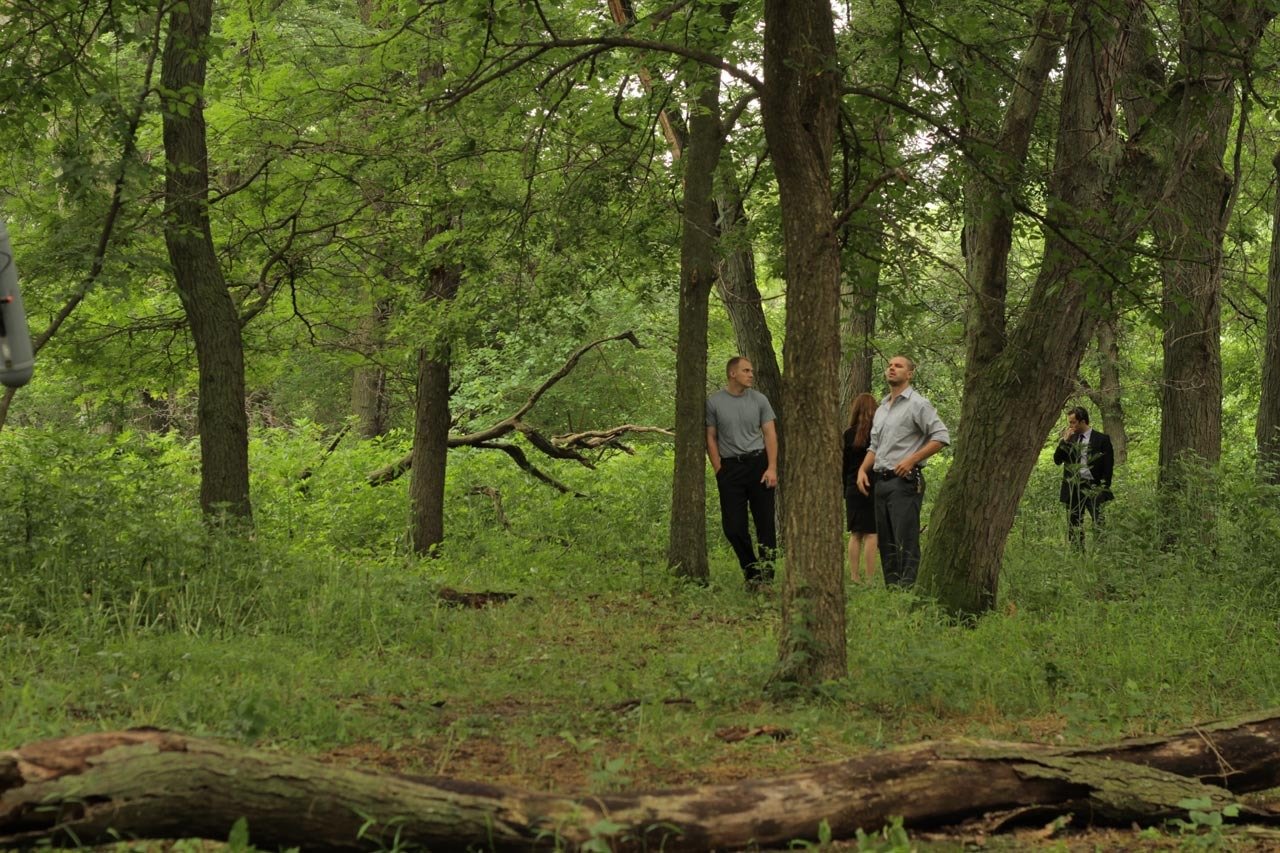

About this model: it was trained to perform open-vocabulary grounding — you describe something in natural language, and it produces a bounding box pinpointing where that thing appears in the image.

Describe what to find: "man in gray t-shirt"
[706,356,778,587]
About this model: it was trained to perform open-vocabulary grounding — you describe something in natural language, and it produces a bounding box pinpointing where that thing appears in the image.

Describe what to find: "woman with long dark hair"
[842,393,879,583]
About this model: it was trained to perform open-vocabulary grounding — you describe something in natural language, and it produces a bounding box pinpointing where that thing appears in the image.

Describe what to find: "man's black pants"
[714,453,776,583]
[1065,486,1105,549]
[874,472,923,587]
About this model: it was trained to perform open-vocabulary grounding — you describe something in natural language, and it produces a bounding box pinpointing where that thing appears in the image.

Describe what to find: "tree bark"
[840,270,877,407]
[8,712,1280,849]
[918,0,1136,617]
[160,0,252,521]
[1258,148,1280,482]
[1151,11,1234,488]
[1092,307,1129,464]
[715,172,782,413]
[761,0,846,683]
[1134,1,1272,493]
[409,265,460,555]
[665,37,725,582]
[835,117,891,411]
[351,297,391,439]
[960,3,1069,389]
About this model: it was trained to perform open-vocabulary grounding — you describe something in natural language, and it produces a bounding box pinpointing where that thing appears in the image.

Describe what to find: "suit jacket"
[1054,429,1114,504]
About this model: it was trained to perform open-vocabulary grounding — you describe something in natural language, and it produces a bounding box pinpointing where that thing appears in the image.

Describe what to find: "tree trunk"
[665,49,725,582]
[715,173,781,413]
[1258,148,1280,482]
[960,3,1068,389]
[160,0,252,521]
[836,118,892,410]
[1149,1,1271,490]
[840,249,878,408]
[1093,308,1129,464]
[919,0,1135,617]
[351,297,391,439]
[761,0,846,683]
[409,266,460,555]
[1152,97,1230,487]
[8,712,1280,849]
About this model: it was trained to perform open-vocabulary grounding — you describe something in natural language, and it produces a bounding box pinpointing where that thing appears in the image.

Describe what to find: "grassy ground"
[3,427,1280,849]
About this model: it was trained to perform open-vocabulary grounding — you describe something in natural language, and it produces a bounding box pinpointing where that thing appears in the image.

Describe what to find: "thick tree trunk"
[8,712,1280,849]
[160,0,252,521]
[761,0,845,683]
[919,0,1135,617]
[1148,1,1270,489]
[665,57,724,581]
[1258,148,1280,482]
[409,267,460,555]
[1153,115,1230,486]
[961,4,1068,388]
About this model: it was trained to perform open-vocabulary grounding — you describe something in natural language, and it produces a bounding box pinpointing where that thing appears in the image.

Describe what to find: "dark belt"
[722,450,765,464]
[874,467,919,481]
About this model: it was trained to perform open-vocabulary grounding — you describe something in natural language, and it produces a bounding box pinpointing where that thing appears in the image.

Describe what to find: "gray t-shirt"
[706,388,776,458]
[868,386,949,471]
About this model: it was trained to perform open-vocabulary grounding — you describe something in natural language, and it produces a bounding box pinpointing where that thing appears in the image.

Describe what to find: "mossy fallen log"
[4,710,1280,850]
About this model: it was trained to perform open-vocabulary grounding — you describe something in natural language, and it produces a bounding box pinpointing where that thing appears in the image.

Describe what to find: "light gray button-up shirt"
[868,386,950,472]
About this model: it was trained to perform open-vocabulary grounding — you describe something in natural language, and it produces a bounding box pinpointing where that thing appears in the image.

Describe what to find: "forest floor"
[8,441,1280,851]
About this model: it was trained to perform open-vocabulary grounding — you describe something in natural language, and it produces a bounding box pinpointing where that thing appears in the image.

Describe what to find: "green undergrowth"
[3,425,1279,790]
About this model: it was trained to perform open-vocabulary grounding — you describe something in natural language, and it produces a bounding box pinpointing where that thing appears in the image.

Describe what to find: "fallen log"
[5,711,1280,850]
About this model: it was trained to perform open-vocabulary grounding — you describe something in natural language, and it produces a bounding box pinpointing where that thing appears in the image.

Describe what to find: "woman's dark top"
[842,427,876,534]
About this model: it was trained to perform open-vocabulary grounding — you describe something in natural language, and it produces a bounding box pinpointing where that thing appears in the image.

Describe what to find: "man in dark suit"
[1054,406,1114,549]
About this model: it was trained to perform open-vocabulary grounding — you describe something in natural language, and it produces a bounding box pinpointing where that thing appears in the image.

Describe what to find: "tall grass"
[3,424,1279,777]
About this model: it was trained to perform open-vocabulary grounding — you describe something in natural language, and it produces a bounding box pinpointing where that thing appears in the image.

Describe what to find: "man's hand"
[761,466,778,488]
[893,458,916,478]
[857,468,871,496]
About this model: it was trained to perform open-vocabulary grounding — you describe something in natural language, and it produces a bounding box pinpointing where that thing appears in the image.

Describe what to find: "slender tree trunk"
[835,116,892,410]
[160,0,251,521]
[715,177,781,412]
[666,56,724,581]
[919,0,1135,617]
[1258,148,1280,482]
[840,250,878,408]
[1093,309,1129,464]
[408,351,450,552]
[409,264,460,555]
[351,297,391,438]
[762,0,845,683]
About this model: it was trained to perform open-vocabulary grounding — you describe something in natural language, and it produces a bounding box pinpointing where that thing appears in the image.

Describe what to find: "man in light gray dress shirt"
[856,356,950,587]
